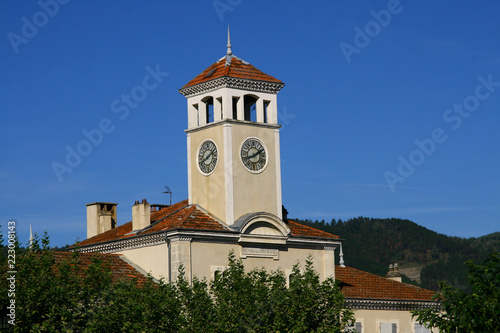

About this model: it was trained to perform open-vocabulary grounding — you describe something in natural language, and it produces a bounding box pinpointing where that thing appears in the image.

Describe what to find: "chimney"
[86,202,117,239]
[281,205,289,222]
[132,199,151,231]
[386,263,403,282]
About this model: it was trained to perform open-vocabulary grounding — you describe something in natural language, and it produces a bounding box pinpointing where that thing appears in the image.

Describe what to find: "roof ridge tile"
[179,205,197,225]
[150,199,189,225]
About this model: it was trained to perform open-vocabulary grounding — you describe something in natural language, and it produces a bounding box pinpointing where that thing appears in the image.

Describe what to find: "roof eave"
[343,297,441,311]
[287,236,342,248]
[179,76,285,97]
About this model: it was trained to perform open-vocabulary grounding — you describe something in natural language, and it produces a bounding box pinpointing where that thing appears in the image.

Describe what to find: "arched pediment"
[232,212,290,245]
[244,221,282,236]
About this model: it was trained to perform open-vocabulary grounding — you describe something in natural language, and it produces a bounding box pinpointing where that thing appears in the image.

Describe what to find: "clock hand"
[248,148,264,159]
[201,148,216,163]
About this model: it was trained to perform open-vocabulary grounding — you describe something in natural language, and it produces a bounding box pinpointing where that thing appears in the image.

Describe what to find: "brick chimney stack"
[386,263,403,283]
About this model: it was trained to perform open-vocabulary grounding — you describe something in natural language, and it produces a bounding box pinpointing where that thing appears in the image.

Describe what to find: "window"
[415,323,431,333]
[287,269,304,288]
[380,322,397,333]
[288,272,297,287]
[346,321,362,333]
[211,265,229,280]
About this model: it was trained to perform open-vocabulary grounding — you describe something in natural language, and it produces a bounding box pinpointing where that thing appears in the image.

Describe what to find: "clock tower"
[80,29,341,286]
[179,30,285,226]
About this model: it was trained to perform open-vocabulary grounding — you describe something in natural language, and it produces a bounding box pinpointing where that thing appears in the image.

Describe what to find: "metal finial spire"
[339,243,345,268]
[226,25,232,55]
[29,224,34,246]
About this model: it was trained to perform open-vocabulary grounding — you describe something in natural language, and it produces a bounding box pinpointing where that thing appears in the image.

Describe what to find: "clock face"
[241,138,267,172]
[198,140,218,175]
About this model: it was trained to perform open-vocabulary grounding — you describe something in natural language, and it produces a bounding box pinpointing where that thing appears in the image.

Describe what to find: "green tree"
[85,276,184,332]
[1,232,185,332]
[1,232,354,332]
[210,252,288,331]
[11,234,113,331]
[210,251,354,332]
[413,252,500,332]
[176,266,216,332]
[286,258,354,332]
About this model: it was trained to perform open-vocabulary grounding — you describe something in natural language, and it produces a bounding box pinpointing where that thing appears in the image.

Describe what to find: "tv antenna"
[162,186,172,206]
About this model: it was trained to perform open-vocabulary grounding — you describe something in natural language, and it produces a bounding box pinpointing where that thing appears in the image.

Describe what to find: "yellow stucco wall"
[353,309,439,333]
[188,124,226,221]
[118,240,336,283]
[231,123,280,221]
[189,242,334,282]
[188,120,281,225]
[118,244,169,281]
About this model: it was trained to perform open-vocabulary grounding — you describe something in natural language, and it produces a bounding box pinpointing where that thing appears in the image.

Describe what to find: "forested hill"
[292,217,500,291]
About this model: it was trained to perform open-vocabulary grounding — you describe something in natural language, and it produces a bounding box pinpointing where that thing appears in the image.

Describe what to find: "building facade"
[76,33,439,333]
[78,33,342,284]
[336,265,439,333]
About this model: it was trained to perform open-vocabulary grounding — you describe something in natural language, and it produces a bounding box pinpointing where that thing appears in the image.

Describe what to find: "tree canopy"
[294,217,498,291]
[1,231,354,332]
[413,252,500,332]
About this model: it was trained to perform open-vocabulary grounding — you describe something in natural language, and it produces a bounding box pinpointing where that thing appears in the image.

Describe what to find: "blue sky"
[1,0,499,247]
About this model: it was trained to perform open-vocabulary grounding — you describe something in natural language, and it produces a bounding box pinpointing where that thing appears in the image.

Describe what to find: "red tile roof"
[52,252,149,284]
[287,220,340,239]
[78,200,339,248]
[182,55,282,89]
[145,203,228,234]
[336,265,435,301]
[79,219,133,246]
[78,200,228,247]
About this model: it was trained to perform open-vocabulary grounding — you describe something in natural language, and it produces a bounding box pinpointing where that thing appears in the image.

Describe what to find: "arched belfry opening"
[244,94,258,122]
[232,97,239,120]
[263,100,270,123]
[202,96,214,124]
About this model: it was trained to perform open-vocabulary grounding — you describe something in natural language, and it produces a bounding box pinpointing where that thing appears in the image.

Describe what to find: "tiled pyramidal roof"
[79,200,339,247]
[181,54,283,90]
[179,28,284,95]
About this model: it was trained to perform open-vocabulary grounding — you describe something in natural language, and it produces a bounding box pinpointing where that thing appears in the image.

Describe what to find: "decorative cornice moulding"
[345,298,441,311]
[179,77,285,97]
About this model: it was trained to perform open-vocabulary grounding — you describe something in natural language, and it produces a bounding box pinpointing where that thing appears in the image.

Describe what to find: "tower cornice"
[185,118,281,134]
[179,76,285,97]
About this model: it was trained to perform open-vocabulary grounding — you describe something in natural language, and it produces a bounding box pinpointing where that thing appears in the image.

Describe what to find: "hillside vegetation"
[292,217,499,291]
